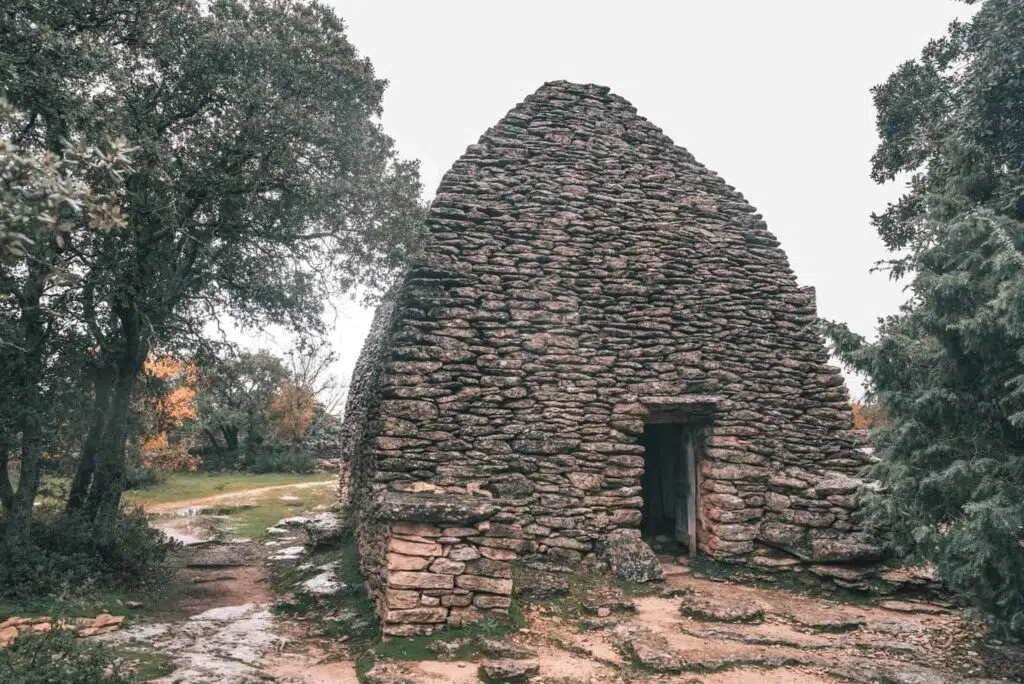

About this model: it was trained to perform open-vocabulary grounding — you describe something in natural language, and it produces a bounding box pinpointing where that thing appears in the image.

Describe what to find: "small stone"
[269,545,307,561]
[363,662,420,684]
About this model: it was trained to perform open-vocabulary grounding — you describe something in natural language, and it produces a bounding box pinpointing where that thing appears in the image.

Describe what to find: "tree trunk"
[0,447,14,514]
[84,364,137,536]
[202,427,224,453]
[4,419,44,549]
[222,424,239,451]
[2,263,48,549]
[82,302,146,539]
[67,367,115,513]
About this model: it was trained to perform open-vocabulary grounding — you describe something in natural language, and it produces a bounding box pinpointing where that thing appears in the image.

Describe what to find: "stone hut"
[340,81,875,635]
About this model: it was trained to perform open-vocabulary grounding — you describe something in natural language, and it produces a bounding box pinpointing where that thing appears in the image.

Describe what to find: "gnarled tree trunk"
[67,367,115,513]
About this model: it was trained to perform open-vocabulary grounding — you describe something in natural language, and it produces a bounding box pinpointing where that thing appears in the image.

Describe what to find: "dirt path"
[99,481,357,683]
[143,480,334,515]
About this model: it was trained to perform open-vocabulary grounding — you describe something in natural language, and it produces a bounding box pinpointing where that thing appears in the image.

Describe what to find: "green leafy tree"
[194,349,290,466]
[2,0,423,545]
[0,97,130,546]
[824,0,1024,635]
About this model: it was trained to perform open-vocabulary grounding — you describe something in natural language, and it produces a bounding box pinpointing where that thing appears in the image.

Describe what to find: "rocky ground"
[357,557,1024,684]
[63,487,1024,684]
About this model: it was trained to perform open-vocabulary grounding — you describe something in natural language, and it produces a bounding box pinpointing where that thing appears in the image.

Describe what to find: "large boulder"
[602,529,664,583]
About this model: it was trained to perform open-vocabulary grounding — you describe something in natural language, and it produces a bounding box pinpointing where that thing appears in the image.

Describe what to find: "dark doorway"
[640,422,699,556]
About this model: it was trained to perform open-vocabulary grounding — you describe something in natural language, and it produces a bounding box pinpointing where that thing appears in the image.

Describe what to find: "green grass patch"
[613,576,663,598]
[0,556,189,622]
[269,527,378,642]
[124,472,333,507]
[0,592,143,621]
[220,485,336,540]
[114,648,176,680]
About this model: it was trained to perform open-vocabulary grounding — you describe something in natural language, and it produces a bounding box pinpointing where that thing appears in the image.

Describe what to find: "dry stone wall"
[340,81,876,633]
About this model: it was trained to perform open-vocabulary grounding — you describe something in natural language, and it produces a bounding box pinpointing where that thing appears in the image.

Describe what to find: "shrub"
[122,465,167,491]
[0,629,138,683]
[0,506,177,600]
[242,444,316,474]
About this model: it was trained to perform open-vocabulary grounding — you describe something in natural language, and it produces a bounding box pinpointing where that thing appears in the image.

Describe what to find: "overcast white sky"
[300,1,974,399]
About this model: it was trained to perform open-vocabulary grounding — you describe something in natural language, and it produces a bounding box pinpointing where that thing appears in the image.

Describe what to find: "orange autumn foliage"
[141,355,201,471]
[268,381,317,442]
[851,401,884,430]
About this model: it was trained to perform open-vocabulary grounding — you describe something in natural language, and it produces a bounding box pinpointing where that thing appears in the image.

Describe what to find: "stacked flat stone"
[340,81,874,633]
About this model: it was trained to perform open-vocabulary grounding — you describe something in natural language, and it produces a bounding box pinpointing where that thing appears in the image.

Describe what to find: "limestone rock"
[611,625,687,673]
[377,492,499,525]
[477,638,536,660]
[303,512,346,549]
[478,660,540,683]
[810,537,883,563]
[512,567,570,598]
[363,662,420,684]
[299,570,343,597]
[680,596,765,623]
[603,529,664,583]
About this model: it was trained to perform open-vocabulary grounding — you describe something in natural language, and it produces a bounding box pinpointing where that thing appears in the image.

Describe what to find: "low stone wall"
[360,493,520,636]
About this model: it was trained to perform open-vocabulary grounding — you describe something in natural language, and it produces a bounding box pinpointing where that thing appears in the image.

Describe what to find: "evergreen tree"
[825,0,1024,635]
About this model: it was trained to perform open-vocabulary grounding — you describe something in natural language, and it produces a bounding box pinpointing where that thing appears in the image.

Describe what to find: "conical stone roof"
[340,81,874,634]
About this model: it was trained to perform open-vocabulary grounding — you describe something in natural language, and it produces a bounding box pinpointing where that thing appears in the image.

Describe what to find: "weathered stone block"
[383,607,448,624]
[473,594,512,610]
[448,606,485,627]
[448,544,481,562]
[779,509,836,528]
[463,558,512,579]
[456,575,514,595]
[759,522,807,546]
[383,589,420,610]
[377,493,499,525]
[387,554,430,571]
[390,538,443,557]
[388,571,455,591]
[479,546,517,561]
[392,522,443,537]
[428,558,466,575]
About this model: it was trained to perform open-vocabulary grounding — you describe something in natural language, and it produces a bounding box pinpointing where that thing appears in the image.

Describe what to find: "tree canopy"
[825,0,1024,636]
